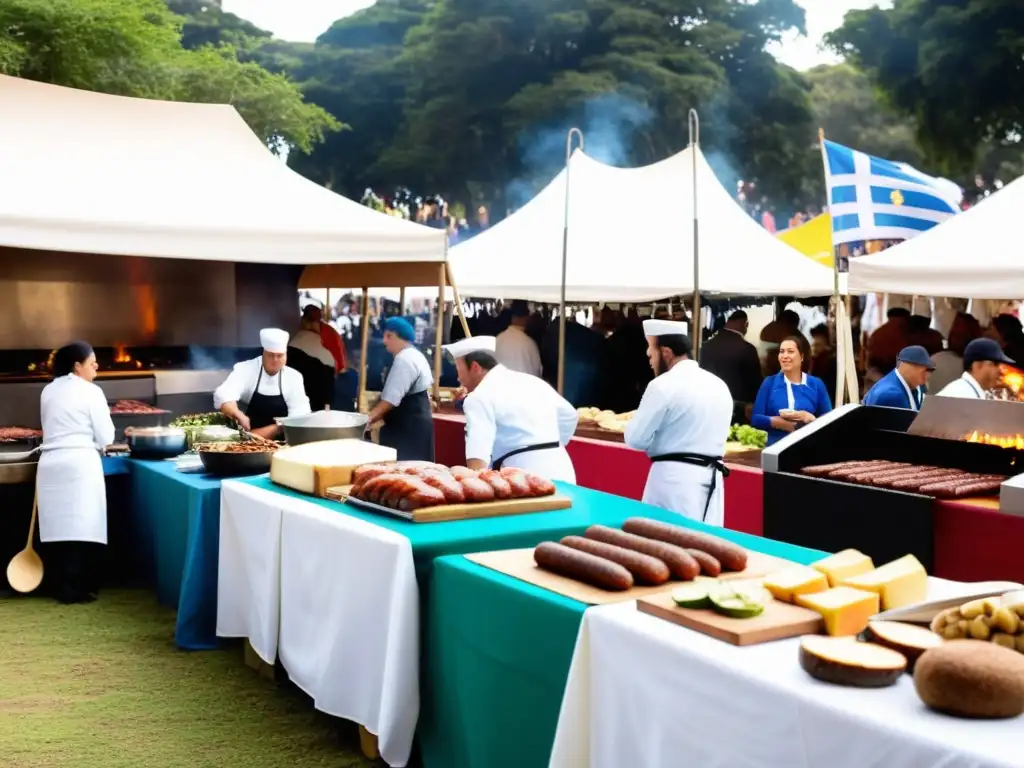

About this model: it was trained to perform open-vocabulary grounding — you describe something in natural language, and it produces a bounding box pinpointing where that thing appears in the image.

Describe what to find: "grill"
[761,398,1024,572]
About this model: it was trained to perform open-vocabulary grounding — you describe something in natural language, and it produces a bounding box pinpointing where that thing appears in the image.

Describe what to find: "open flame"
[999,364,1024,400]
[963,430,1024,449]
[113,344,143,369]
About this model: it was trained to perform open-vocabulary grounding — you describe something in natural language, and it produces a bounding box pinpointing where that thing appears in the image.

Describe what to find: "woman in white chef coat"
[37,341,116,604]
[446,336,577,483]
[213,328,311,439]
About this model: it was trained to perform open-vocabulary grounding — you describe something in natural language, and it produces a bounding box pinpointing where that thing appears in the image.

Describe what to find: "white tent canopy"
[0,75,446,264]
[848,175,1024,298]
[448,146,837,302]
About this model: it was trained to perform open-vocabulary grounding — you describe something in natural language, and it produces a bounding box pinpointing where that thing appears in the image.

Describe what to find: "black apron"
[380,389,435,462]
[492,441,560,470]
[649,452,730,522]
[245,366,289,430]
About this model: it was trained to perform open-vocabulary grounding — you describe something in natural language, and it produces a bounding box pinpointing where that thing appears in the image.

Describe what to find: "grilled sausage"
[802,460,889,477]
[449,466,477,480]
[827,462,909,479]
[497,468,533,498]
[560,535,670,585]
[524,472,556,496]
[394,461,447,474]
[534,542,634,591]
[866,467,956,486]
[352,464,395,485]
[478,470,514,499]
[584,525,700,580]
[685,549,722,577]
[888,472,964,492]
[416,471,466,504]
[621,517,748,572]
[919,478,1004,498]
[459,476,496,502]
[396,477,447,509]
[358,473,404,504]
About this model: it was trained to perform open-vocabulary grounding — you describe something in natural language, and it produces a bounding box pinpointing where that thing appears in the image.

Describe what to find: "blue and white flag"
[821,139,963,246]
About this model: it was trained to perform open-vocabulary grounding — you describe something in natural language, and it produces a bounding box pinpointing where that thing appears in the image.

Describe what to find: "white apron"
[37,447,107,544]
[641,462,725,527]
[499,445,577,485]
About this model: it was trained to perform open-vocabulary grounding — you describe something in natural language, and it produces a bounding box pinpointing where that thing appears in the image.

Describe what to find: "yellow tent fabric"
[777,214,833,267]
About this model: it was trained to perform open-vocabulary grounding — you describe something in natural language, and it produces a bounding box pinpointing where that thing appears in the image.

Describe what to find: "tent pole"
[558,127,584,396]
[358,287,370,413]
[433,263,445,403]
[399,287,406,316]
[819,127,848,407]
[445,261,471,338]
[688,109,702,360]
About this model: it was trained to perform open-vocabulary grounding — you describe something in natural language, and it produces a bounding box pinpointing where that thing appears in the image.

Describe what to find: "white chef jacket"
[937,372,987,399]
[212,357,311,416]
[463,364,577,483]
[289,328,336,368]
[37,374,117,544]
[495,325,542,377]
[381,346,433,407]
[625,360,734,526]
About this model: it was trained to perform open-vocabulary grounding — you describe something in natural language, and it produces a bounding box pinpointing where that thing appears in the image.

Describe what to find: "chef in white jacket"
[625,320,733,526]
[37,341,116,604]
[445,336,578,483]
[214,328,311,440]
[936,338,1011,399]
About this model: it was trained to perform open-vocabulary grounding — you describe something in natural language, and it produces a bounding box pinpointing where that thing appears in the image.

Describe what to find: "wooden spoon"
[7,492,43,593]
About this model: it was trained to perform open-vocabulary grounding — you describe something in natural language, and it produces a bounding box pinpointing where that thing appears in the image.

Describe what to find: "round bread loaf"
[914,640,1024,718]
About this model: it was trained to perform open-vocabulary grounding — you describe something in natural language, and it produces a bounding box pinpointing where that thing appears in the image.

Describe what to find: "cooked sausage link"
[584,525,699,580]
[524,472,556,496]
[478,470,513,499]
[685,549,722,577]
[459,476,496,502]
[497,468,533,498]
[621,518,748,571]
[416,471,466,503]
[534,542,634,591]
[560,536,670,585]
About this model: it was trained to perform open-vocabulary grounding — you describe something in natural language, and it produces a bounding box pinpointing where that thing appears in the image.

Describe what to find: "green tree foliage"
[165,0,272,49]
[0,0,340,153]
[827,0,1024,174]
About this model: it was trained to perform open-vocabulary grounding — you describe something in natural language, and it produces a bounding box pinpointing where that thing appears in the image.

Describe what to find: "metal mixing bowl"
[277,411,369,446]
[126,426,188,459]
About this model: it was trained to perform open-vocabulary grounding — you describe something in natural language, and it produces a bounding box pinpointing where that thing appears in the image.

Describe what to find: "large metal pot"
[126,426,187,459]
[277,411,369,446]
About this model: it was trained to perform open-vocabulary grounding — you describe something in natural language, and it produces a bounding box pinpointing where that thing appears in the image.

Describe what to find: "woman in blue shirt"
[751,335,833,446]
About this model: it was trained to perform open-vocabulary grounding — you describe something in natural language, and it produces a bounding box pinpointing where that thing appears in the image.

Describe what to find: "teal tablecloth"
[240,476,825,768]
[129,460,222,650]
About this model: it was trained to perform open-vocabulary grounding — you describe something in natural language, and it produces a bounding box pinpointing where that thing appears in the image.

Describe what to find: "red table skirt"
[432,415,764,536]
[434,415,1024,584]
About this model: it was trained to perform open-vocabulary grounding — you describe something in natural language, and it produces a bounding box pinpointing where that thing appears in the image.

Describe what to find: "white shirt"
[463,365,577,465]
[289,328,335,368]
[212,357,312,416]
[625,360,733,459]
[495,325,542,377]
[40,374,116,451]
[937,371,987,399]
[381,346,433,407]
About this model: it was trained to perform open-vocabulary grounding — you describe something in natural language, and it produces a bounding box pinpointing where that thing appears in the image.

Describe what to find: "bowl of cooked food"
[196,440,280,477]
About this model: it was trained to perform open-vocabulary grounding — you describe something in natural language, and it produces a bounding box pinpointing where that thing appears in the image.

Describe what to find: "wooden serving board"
[636,592,824,646]
[573,423,626,443]
[465,547,797,605]
[324,485,572,523]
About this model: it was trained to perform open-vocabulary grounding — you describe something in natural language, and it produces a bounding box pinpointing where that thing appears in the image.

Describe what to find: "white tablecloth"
[551,584,1023,768]
[216,481,420,767]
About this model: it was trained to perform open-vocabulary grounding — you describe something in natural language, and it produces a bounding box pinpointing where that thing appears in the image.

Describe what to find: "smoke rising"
[188,346,237,371]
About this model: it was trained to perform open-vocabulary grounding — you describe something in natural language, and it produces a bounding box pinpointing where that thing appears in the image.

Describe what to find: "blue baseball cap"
[383,316,415,342]
[964,337,1014,366]
[897,345,935,370]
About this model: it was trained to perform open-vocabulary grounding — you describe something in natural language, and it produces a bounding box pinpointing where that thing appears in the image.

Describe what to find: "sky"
[222,0,893,71]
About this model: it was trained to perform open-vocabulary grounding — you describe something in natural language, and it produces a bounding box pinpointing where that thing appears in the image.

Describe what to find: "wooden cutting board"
[465,547,796,605]
[637,591,824,646]
[324,485,572,523]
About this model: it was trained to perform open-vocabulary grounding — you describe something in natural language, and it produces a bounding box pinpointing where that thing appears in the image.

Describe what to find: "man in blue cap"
[936,338,1014,399]
[367,316,435,461]
[863,345,933,411]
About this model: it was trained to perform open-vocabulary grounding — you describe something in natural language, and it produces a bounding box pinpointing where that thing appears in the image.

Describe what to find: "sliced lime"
[671,583,711,609]
[710,588,767,619]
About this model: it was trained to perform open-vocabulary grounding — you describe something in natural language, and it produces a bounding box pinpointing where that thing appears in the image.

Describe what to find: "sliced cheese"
[796,586,880,636]
[838,554,928,611]
[763,566,829,603]
[270,439,397,496]
[812,549,875,587]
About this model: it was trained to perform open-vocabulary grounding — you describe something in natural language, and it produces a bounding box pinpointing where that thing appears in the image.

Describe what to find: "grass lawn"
[0,589,380,768]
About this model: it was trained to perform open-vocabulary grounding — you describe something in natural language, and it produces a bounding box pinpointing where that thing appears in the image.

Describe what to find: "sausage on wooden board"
[534,542,634,591]
[416,471,466,504]
[459,476,496,502]
[621,518,749,572]
[584,525,700,580]
[478,470,514,499]
[560,535,670,585]
[686,548,722,577]
[497,468,533,498]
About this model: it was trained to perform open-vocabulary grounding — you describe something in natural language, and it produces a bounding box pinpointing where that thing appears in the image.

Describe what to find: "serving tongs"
[873,580,1024,625]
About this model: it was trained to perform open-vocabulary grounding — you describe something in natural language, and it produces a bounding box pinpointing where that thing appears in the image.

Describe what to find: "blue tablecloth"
[128,460,222,650]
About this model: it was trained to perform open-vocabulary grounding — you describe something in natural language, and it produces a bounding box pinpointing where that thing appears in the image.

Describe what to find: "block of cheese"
[796,587,880,636]
[270,439,398,496]
[812,549,875,587]
[838,554,928,611]
[763,565,830,603]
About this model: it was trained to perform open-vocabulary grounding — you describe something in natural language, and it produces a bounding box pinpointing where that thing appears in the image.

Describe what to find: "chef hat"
[443,336,497,359]
[642,319,688,337]
[383,316,415,342]
[260,328,289,353]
